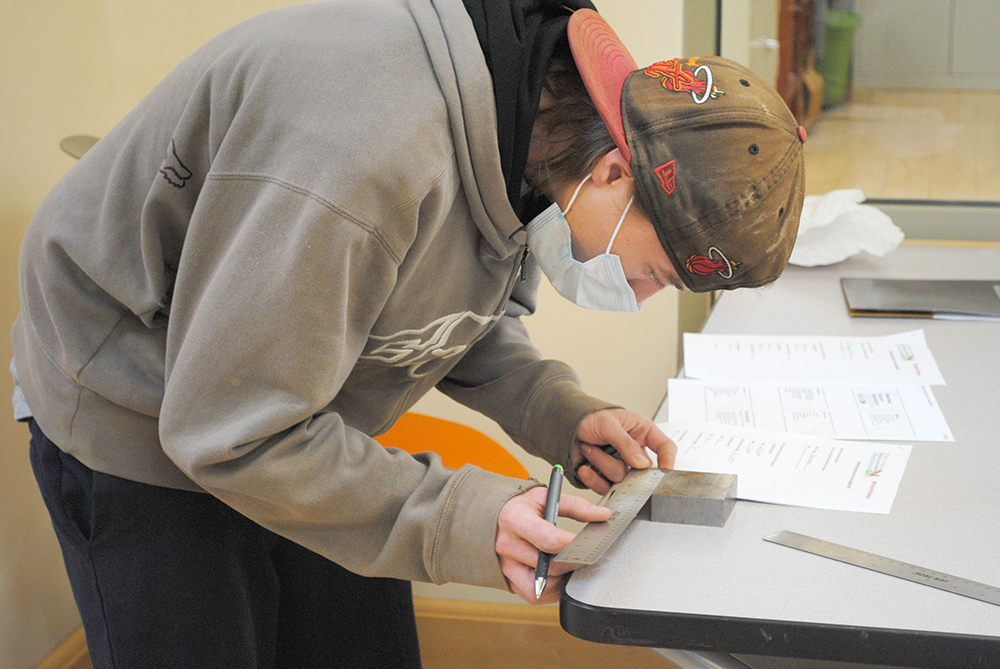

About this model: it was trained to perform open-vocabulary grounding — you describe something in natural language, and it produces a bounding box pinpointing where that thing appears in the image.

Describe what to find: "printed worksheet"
[657,422,912,514]
[682,330,945,386]
[667,379,953,442]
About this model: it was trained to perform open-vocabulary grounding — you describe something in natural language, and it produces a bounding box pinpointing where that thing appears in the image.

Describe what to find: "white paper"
[659,422,912,514]
[667,379,953,442]
[683,330,945,386]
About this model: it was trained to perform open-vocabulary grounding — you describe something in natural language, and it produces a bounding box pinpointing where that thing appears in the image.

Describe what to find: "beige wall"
[0,0,681,665]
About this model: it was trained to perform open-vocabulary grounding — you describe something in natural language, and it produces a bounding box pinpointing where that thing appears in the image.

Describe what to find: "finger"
[502,555,565,605]
[498,493,611,568]
[609,433,653,469]
[631,422,677,470]
[593,420,653,470]
[651,436,678,470]
[580,443,628,483]
[502,559,542,604]
[500,519,574,557]
[534,573,567,604]
[521,492,609,540]
[497,496,579,555]
[494,532,543,568]
[597,443,623,459]
[577,464,612,495]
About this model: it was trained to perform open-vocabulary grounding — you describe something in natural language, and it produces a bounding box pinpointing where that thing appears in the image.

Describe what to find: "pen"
[534,464,563,599]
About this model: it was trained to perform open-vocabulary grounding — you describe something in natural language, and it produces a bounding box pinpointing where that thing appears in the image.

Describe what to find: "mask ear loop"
[563,174,592,216]
[605,196,634,254]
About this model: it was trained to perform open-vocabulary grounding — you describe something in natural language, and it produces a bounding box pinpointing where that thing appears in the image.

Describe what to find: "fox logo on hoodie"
[159,140,192,188]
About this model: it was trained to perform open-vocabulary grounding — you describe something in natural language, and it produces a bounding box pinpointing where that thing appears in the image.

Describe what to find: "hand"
[571,408,676,495]
[495,486,612,604]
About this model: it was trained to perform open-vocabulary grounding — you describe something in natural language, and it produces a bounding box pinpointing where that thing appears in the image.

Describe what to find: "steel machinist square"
[641,470,737,527]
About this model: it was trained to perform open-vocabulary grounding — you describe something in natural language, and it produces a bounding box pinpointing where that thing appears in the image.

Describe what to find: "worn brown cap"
[568,9,806,292]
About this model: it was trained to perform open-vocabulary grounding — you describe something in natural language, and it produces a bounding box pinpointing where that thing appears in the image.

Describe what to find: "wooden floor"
[804,88,1000,202]
[415,599,676,669]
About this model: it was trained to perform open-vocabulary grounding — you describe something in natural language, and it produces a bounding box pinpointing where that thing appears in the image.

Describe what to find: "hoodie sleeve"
[158,176,531,590]
[436,257,617,478]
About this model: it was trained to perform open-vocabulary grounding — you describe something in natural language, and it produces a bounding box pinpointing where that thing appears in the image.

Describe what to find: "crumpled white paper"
[789,189,904,267]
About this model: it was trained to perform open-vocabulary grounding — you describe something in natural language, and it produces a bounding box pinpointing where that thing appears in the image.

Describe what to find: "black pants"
[28,420,422,669]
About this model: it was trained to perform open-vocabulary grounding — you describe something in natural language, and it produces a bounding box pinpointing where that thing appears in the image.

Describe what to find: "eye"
[647,271,667,288]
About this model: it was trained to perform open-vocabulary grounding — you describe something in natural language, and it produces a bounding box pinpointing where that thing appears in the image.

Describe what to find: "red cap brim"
[567,9,638,163]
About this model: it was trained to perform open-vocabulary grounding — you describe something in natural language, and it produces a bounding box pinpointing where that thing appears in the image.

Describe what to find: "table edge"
[559,584,1000,668]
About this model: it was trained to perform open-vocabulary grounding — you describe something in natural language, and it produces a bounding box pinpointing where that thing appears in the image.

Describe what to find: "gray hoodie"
[12,0,612,591]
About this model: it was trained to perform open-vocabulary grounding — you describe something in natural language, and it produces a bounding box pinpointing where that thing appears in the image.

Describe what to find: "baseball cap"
[567,9,807,292]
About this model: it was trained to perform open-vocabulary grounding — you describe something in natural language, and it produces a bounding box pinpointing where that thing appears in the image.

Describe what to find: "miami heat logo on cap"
[686,246,740,279]
[643,58,724,105]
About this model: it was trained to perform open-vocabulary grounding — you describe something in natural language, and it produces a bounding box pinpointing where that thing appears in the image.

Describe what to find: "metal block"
[643,471,737,527]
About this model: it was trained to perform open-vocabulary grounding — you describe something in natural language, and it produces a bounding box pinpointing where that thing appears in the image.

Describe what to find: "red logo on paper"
[655,161,676,195]
[644,58,724,104]
[686,247,739,279]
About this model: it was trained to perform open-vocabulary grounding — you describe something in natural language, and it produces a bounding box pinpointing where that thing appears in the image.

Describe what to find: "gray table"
[561,245,1000,668]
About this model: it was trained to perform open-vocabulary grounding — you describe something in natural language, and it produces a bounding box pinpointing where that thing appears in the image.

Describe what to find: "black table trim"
[560,586,999,668]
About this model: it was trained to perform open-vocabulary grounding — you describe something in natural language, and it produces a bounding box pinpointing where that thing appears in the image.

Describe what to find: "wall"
[0,0,682,665]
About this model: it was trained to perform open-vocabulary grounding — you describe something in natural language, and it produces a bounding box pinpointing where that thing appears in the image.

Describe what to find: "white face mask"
[525,175,640,313]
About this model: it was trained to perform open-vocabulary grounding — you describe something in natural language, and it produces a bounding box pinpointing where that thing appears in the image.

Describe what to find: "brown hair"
[526,56,617,196]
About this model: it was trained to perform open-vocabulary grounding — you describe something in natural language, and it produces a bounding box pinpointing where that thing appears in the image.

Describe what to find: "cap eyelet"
[748,144,760,155]
[779,206,785,217]
[740,79,750,87]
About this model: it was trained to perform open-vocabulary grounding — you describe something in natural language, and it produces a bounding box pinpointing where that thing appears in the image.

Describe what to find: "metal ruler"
[765,530,1000,607]
[555,468,665,566]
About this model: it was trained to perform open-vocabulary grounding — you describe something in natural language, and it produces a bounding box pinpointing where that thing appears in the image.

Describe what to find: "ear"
[591,148,634,191]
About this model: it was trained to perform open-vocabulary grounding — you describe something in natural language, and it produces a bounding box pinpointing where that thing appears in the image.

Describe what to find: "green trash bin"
[817,10,862,107]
